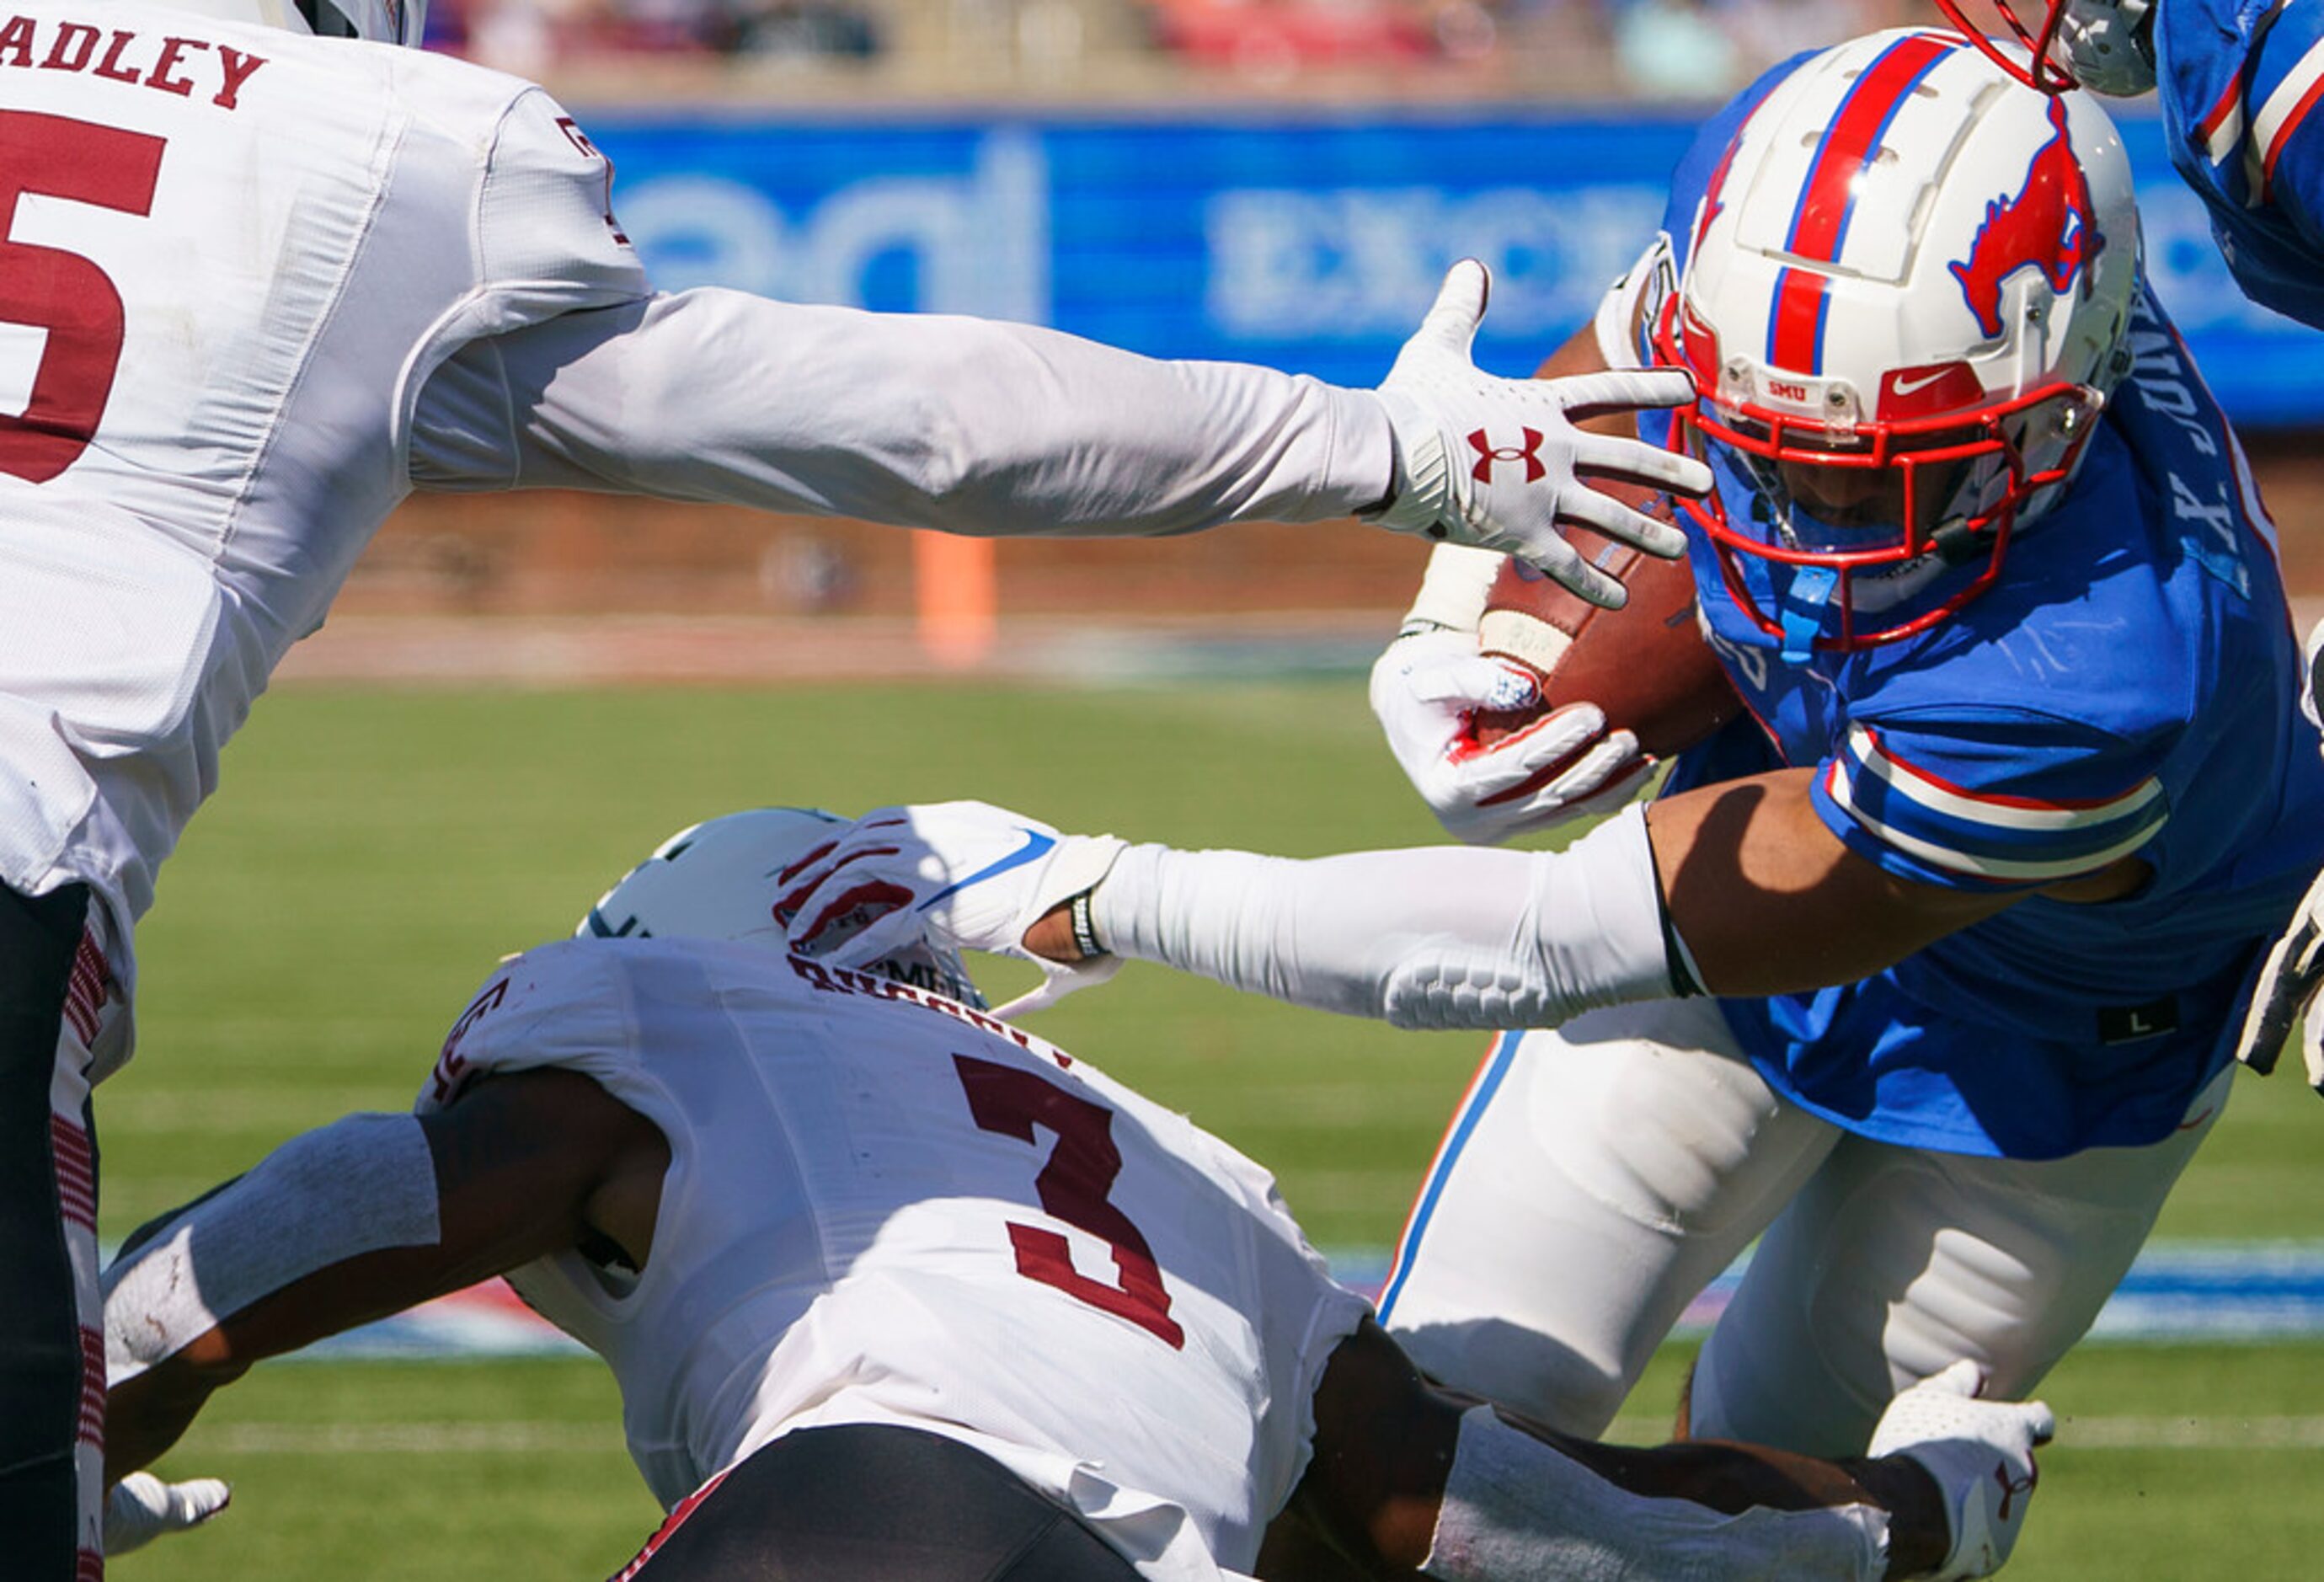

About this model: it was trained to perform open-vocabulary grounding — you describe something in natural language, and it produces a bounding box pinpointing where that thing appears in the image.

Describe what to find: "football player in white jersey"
[0,0,1718,1565]
[99,809,2050,1580]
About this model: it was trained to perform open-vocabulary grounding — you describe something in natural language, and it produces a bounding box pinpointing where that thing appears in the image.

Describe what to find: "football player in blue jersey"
[777,30,2324,1476]
[1935,0,2324,1106]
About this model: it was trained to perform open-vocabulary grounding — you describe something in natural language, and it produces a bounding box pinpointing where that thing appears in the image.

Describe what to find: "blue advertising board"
[580,109,2324,427]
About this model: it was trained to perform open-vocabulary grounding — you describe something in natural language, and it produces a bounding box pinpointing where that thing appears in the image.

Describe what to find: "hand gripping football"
[1471,516,1741,756]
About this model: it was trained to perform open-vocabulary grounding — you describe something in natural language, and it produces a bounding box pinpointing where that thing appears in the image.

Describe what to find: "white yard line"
[197,1422,627,1454]
[194,1416,2324,1456]
[2057,1415,2324,1449]
[1600,1414,2324,1451]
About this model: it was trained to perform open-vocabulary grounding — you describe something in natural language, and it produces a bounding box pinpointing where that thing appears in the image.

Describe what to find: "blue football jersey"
[1644,61,2324,1158]
[2153,0,2324,328]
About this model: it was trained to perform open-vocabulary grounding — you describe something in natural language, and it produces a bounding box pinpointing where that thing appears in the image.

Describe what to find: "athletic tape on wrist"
[1402,542,1507,634]
[1422,1406,1889,1582]
[104,1113,441,1383]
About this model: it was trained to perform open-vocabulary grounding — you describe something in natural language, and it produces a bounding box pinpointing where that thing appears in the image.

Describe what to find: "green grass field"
[99,681,2324,1579]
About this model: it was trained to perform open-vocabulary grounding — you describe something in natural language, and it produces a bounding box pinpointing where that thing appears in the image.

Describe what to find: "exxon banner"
[577,110,2324,428]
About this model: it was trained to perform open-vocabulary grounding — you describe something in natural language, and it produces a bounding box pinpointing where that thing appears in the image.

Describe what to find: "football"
[1471,520,1742,758]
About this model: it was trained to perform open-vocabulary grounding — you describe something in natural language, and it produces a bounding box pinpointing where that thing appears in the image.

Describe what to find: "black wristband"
[1068,891,1108,960]
[1642,817,1702,998]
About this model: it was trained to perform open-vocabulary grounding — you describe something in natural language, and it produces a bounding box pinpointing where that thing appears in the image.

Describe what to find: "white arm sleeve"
[103,1114,441,1386]
[1424,1405,1888,1582]
[409,290,1395,536]
[1090,804,1680,1031]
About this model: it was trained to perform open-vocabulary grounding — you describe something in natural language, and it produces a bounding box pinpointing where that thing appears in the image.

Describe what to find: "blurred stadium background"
[104,3,2324,1575]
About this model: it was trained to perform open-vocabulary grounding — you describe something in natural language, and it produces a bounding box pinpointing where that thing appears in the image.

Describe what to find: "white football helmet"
[580,808,987,1009]
[154,0,427,47]
[1653,29,2138,653]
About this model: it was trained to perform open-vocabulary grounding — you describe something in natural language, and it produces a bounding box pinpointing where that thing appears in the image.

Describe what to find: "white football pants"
[1376,995,2230,1456]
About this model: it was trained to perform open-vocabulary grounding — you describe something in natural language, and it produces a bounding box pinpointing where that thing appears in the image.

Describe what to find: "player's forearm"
[1646,772,2021,996]
[104,1350,242,1481]
[99,1114,448,1477]
[103,1235,503,1482]
[1539,1435,1946,1579]
[104,1071,661,1478]
[1087,804,1683,1031]
[101,1097,603,1476]
[1296,1323,1936,1582]
[1410,1405,1903,1582]
[421,289,1395,532]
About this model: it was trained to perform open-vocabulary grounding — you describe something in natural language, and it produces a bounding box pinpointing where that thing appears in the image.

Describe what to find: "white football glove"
[1867,1360,2054,1580]
[2234,615,2324,1086]
[1365,260,1710,610]
[2234,863,2324,1089]
[783,802,1128,1017]
[1370,628,1654,844]
[105,1472,231,1555]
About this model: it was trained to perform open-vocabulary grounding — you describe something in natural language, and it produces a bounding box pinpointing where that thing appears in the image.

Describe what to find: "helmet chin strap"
[1777,564,1840,665]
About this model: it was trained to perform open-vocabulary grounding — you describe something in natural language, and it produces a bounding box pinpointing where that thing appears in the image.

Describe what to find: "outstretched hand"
[781,801,1127,1017]
[2235,862,2324,1091]
[1366,261,1711,609]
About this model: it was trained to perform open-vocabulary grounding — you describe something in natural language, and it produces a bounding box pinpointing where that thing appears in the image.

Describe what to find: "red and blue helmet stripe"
[1766,31,1964,373]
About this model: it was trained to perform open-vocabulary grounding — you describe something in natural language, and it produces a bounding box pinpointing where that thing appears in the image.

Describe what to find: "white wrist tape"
[104,1113,440,1384]
[1423,1406,1889,1582]
[1093,804,1676,1032]
[1401,542,1507,636]
[1592,234,1675,375]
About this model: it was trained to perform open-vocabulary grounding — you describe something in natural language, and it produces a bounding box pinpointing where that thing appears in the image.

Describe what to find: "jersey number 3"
[954,1054,1187,1350]
[0,111,165,484]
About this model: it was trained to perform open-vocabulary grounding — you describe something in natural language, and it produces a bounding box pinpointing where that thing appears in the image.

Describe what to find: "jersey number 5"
[0,111,166,484]
[953,1054,1186,1350]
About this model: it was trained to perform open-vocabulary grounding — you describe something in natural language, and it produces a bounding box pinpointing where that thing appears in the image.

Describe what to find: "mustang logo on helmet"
[1949,96,2103,339]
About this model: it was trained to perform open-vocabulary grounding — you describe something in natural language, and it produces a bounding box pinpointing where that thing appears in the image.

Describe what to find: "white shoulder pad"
[472,89,651,329]
[1592,233,1675,374]
[417,938,637,1113]
[382,62,654,458]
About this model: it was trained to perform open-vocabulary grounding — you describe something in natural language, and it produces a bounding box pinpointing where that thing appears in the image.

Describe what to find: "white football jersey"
[415,938,1369,1582]
[0,0,644,962]
[0,2,1392,1026]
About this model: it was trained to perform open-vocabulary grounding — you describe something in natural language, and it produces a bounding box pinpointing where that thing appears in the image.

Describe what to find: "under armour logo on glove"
[1866,1360,2054,1580]
[1468,428,1547,484]
[1363,260,1709,609]
[1993,1457,2037,1522]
